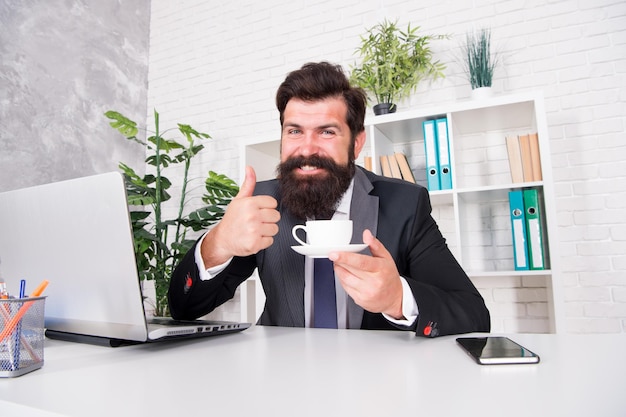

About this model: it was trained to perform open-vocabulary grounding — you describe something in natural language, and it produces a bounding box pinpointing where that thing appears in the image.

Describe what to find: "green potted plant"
[461,27,498,99]
[105,110,239,317]
[350,19,447,115]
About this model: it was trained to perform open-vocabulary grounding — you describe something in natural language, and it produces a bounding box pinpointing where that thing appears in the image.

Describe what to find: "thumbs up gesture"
[236,164,259,200]
[200,166,280,267]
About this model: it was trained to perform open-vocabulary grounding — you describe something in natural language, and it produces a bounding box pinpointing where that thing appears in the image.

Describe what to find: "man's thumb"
[236,165,257,198]
[363,229,387,258]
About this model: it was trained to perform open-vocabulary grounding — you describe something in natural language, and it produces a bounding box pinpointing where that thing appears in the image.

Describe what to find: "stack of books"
[506,133,542,183]
[364,153,416,183]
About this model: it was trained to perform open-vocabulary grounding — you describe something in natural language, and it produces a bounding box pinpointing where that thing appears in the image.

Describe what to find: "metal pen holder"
[0,296,46,377]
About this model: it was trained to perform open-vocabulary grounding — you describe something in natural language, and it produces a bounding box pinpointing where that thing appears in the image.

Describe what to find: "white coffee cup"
[292,220,353,247]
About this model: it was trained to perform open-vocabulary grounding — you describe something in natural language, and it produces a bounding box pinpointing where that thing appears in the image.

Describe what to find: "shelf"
[364,91,541,142]
[456,181,544,196]
[467,269,552,278]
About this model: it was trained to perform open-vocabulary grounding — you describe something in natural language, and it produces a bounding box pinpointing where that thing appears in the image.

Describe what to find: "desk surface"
[1,326,625,417]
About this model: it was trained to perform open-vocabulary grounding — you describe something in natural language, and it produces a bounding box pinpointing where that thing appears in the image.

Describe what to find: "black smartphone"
[456,336,540,365]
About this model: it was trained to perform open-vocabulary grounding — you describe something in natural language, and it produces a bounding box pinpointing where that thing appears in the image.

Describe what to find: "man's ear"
[353,130,367,159]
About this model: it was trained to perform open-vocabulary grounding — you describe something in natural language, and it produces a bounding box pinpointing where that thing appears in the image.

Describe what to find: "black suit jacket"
[169,167,490,337]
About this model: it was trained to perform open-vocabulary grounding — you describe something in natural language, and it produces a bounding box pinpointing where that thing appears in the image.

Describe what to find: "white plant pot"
[471,86,493,100]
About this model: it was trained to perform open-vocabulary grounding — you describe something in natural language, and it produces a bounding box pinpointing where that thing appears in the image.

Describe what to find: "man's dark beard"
[277,155,355,220]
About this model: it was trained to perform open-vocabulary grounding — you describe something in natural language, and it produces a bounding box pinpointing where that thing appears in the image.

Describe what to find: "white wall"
[147,0,626,333]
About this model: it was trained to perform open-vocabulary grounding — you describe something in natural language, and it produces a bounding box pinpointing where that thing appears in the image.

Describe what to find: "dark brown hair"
[276,62,367,141]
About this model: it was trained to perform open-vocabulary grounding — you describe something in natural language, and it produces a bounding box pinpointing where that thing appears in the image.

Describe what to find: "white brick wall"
[148,0,626,333]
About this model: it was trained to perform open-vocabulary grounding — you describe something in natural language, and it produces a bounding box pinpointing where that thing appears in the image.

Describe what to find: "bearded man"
[168,62,490,337]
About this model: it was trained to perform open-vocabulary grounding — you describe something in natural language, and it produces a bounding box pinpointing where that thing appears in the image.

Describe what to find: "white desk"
[1,326,625,417]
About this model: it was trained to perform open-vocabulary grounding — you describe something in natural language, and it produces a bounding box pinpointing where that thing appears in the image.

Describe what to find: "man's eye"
[321,130,335,136]
[288,129,301,135]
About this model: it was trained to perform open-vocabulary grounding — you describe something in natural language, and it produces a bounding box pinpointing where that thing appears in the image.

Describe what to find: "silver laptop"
[0,172,250,346]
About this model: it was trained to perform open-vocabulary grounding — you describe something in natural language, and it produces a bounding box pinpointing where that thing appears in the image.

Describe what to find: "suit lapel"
[346,168,379,328]
[350,168,379,243]
[275,208,306,326]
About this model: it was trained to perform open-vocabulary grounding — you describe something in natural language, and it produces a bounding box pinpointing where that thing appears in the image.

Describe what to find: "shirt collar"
[334,178,355,216]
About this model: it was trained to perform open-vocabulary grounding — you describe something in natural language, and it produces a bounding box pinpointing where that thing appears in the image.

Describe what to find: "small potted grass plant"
[462,27,498,99]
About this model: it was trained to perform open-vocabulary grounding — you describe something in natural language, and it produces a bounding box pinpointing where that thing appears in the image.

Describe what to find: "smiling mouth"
[295,164,327,176]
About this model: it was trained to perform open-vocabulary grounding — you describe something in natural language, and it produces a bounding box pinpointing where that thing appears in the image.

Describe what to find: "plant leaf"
[202,171,239,206]
[105,110,142,142]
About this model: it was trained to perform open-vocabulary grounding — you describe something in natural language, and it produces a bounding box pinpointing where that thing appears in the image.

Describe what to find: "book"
[519,134,533,182]
[394,153,416,183]
[423,120,440,190]
[505,135,524,183]
[388,154,403,179]
[528,132,542,181]
[435,118,452,190]
[380,155,392,178]
[523,188,545,269]
[508,190,529,270]
[364,156,371,171]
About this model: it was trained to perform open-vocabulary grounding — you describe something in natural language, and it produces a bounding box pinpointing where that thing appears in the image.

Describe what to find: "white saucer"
[291,243,368,258]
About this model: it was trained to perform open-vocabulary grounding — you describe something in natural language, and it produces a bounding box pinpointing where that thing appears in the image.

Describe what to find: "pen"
[12,279,27,369]
[0,279,8,299]
[19,279,26,299]
[30,280,49,297]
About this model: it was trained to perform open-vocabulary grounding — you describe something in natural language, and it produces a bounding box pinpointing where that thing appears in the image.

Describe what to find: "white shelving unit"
[239,91,562,333]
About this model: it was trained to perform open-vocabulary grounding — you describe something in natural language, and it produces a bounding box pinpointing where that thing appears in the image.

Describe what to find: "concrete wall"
[0,0,150,192]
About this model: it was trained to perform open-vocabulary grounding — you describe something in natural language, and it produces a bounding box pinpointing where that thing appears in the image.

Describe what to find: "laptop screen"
[0,172,149,342]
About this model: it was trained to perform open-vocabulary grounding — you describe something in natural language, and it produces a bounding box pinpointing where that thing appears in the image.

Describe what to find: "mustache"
[278,154,339,174]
